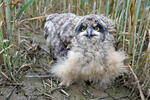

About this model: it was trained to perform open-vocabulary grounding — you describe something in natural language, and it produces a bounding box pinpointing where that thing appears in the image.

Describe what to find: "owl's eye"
[81,27,86,32]
[95,27,99,31]
[94,24,105,33]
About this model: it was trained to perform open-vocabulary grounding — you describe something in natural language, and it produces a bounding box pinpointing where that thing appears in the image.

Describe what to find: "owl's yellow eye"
[82,27,86,32]
[95,27,99,31]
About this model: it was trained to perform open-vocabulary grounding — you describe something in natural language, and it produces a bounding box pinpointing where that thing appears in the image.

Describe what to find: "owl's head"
[74,15,109,43]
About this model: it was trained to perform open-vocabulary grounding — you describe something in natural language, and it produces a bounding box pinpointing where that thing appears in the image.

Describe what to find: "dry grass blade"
[60,89,70,97]
[51,87,63,93]
[5,86,17,100]
[0,44,14,54]
[51,86,69,97]
[128,65,145,100]
[0,71,11,81]
[0,83,23,86]
[25,74,54,79]
[0,21,2,26]
[15,0,34,19]
[17,63,32,73]
[0,2,3,8]
[24,15,49,21]
[148,29,150,58]
[36,88,53,98]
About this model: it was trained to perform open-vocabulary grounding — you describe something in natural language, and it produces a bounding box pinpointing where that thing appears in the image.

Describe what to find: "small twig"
[51,87,63,93]
[10,72,16,82]
[51,86,69,97]
[0,83,23,86]
[5,86,17,100]
[60,89,70,97]
[42,92,53,98]
[128,65,145,100]
[147,29,150,59]
[121,65,130,69]
[21,15,49,22]
[40,47,50,54]
[115,95,129,99]
[17,63,32,73]
[0,2,3,8]
[0,71,11,81]
[25,74,54,79]
[36,88,53,98]
[0,44,14,54]
[128,82,137,97]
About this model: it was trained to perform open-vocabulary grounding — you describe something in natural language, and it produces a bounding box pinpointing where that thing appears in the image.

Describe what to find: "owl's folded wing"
[44,13,82,60]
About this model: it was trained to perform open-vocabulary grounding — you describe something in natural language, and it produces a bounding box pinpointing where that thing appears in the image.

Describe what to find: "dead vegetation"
[0,0,150,100]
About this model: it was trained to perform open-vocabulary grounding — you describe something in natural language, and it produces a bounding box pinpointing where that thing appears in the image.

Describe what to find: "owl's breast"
[71,45,105,67]
[77,50,106,80]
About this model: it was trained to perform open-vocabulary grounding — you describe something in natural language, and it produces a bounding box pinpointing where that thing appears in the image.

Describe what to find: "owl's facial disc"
[76,22,105,39]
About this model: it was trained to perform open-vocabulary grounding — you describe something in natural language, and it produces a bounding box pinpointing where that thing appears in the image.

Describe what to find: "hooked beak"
[87,28,92,39]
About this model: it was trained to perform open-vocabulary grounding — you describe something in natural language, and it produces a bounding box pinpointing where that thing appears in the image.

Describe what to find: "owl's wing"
[44,13,81,60]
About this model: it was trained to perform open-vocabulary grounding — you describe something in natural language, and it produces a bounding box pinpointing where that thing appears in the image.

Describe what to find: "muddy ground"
[0,30,137,100]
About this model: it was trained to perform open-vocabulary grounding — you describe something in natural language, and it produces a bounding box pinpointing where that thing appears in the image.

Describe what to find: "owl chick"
[44,13,127,87]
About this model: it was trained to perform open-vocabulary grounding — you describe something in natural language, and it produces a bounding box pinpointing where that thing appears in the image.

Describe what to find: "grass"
[0,0,150,99]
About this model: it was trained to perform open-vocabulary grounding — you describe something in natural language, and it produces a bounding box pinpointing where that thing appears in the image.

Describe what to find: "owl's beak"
[87,28,92,39]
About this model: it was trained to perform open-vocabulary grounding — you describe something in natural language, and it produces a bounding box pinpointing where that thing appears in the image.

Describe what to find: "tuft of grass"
[15,0,34,20]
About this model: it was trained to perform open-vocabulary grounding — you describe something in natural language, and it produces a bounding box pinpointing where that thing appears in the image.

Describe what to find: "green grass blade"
[81,0,85,15]
[0,27,3,51]
[106,0,110,16]
[3,0,12,70]
[92,0,96,14]
[137,31,147,64]
[142,0,149,21]
[132,26,138,66]
[15,0,34,19]
[123,0,129,32]
[63,0,66,12]
[135,0,141,24]
[4,0,12,37]
[115,0,120,19]
[97,0,101,15]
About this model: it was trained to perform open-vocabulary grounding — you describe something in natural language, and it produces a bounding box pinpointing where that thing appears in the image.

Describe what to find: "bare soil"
[0,30,133,100]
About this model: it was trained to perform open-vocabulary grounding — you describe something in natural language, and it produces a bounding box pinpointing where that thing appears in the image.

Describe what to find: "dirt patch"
[0,31,133,100]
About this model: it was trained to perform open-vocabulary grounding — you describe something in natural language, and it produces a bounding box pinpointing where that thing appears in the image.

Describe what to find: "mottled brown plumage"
[44,13,127,87]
